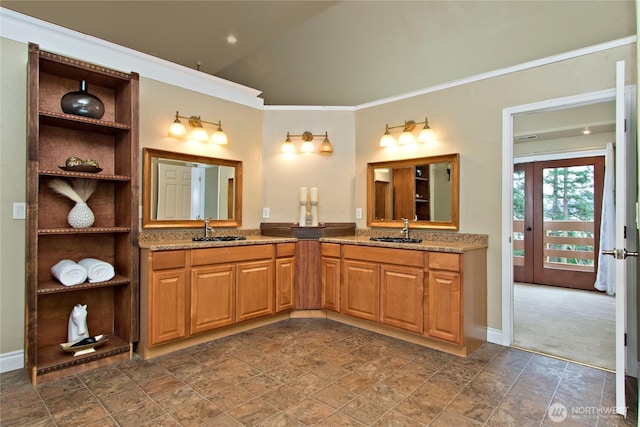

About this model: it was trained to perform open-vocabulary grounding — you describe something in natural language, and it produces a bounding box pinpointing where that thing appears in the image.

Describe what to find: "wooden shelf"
[37,275,131,295]
[38,227,131,235]
[36,335,130,376]
[40,111,131,134]
[26,43,139,384]
[40,170,130,181]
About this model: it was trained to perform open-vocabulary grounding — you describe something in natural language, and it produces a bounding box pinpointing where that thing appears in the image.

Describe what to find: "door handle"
[525,226,532,231]
[624,249,639,258]
[602,249,639,259]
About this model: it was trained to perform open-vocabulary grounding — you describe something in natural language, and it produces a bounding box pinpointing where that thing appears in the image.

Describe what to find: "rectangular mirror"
[142,148,242,229]
[367,153,459,230]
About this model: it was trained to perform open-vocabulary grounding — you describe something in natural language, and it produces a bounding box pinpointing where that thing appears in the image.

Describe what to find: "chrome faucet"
[401,218,409,239]
[204,219,214,238]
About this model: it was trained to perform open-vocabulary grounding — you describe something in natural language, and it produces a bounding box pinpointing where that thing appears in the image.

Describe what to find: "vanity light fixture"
[380,116,435,147]
[168,111,228,145]
[282,131,333,154]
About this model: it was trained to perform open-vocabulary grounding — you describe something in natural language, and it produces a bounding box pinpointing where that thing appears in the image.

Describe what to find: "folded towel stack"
[50,258,115,286]
[78,258,115,283]
[51,259,88,286]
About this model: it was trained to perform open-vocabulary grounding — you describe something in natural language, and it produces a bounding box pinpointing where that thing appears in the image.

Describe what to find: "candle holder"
[299,187,308,226]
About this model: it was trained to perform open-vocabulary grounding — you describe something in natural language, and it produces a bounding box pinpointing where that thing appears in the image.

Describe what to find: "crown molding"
[355,36,637,110]
[0,7,264,109]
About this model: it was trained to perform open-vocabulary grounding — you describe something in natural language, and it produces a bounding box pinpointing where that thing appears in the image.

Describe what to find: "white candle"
[300,187,307,202]
[310,187,318,202]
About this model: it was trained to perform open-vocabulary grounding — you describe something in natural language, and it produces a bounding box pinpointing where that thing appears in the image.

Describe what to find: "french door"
[513,156,604,290]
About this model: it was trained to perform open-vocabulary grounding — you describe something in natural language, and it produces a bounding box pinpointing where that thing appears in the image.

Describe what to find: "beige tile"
[340,396,389,425]
[153,385,202,413]
[262,384,307,411]
[446,393,496,423]
[50,400,109,427]
[312,383,357,409]
[431,409,483,426]
[315,411,366,426]
[0,401,51,426]
[111,400,166,426]
[99,385,149,413]
[170,399,223,427]
[208,384,255,411]
[226,397,279,426]
[283,398,335,425]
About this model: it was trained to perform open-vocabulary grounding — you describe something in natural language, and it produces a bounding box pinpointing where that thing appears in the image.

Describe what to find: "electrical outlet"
[355,208,362,219]
[262,207,270,218]
[13,202,26,219]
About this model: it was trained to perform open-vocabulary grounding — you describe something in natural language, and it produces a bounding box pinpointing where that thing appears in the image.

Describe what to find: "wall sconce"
[282,131,333,154]
[380,116,434,147]
[168,111,228,144]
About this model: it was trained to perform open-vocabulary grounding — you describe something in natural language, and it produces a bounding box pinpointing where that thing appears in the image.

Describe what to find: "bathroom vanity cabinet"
[139,242,295,358]
[321,240,487,356]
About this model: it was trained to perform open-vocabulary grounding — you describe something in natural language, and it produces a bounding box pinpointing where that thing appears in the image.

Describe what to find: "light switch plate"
[356,208,363,219]
[13,202,26,219]
[262,207,270,219]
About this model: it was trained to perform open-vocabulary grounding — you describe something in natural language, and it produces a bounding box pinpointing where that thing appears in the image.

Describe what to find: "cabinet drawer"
[276,243,295,258]
[192,244,274,266]
[428,252,460,272]
[152,250,188,270]
[343,245,423,267]
[321,243,341,258]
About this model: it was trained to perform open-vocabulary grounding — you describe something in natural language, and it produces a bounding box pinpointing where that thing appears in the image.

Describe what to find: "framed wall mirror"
[367,153,459,230]
[142,148,243,229]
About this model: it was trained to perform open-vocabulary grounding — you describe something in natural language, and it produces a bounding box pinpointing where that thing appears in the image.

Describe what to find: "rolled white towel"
[51,259,87,286]
[78,258,115,283]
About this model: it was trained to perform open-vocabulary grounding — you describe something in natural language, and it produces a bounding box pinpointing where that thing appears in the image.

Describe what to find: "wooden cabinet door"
[427,270,462,344]
[237,260,274,322]
[321,257,341,312]
[276,257,295,312]
[380,265,423,333]
[342,260,379,322]
[149,269,188,345]
[191,265,235,334]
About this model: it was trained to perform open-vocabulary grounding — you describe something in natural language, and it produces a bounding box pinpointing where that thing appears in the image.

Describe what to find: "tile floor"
[1,319,637,426]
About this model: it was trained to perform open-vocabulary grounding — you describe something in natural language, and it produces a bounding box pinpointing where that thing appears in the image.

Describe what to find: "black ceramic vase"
[61,80,105,119]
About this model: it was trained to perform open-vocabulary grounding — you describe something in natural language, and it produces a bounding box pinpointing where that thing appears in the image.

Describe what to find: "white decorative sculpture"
[68,304,89,343]
[310,187,318,226]
[299,187,308,226]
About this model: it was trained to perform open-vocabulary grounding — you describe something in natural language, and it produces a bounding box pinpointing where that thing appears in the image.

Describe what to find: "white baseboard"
[0,350,24,373]
[487,327,503,345]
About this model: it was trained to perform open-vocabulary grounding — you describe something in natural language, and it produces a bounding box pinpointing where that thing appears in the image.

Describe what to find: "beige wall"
[354,44,636,331]
[139,78,263,228]
[1,38,28,355]
[262,109,356,223]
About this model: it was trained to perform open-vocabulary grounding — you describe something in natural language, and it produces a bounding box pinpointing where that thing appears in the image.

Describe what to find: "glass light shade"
[418,127,435,143]
[168,121,187,138]
[211,129,228,144]
[319,138,333,154]
[281,140,296,153]
[398,130,416,145]
[380,133,396,147]
[300,140,315,153]
[190,127,209,142]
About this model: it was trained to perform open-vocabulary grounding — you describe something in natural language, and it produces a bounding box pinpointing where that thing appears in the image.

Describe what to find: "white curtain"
[594,142,615,294]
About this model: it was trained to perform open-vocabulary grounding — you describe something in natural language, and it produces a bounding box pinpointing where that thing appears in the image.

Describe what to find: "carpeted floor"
[513,282,615,371]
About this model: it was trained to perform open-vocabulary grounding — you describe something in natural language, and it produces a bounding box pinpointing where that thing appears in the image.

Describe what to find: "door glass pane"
[542,165,595,272]
[512,170,525,266]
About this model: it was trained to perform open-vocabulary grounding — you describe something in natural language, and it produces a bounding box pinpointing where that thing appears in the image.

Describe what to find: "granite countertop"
[139,235,297,251]
[320,235,487,253]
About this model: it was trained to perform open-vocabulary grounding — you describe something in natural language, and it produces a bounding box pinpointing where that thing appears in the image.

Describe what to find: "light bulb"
[168,121,186,138]
[301,140,314,153]
[418,127,435,143]
[398,130,415,145]
[190,127,209,142]
[211,129,227,144]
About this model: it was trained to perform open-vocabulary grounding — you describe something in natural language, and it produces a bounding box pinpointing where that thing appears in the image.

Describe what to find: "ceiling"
[2,1,635,106]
